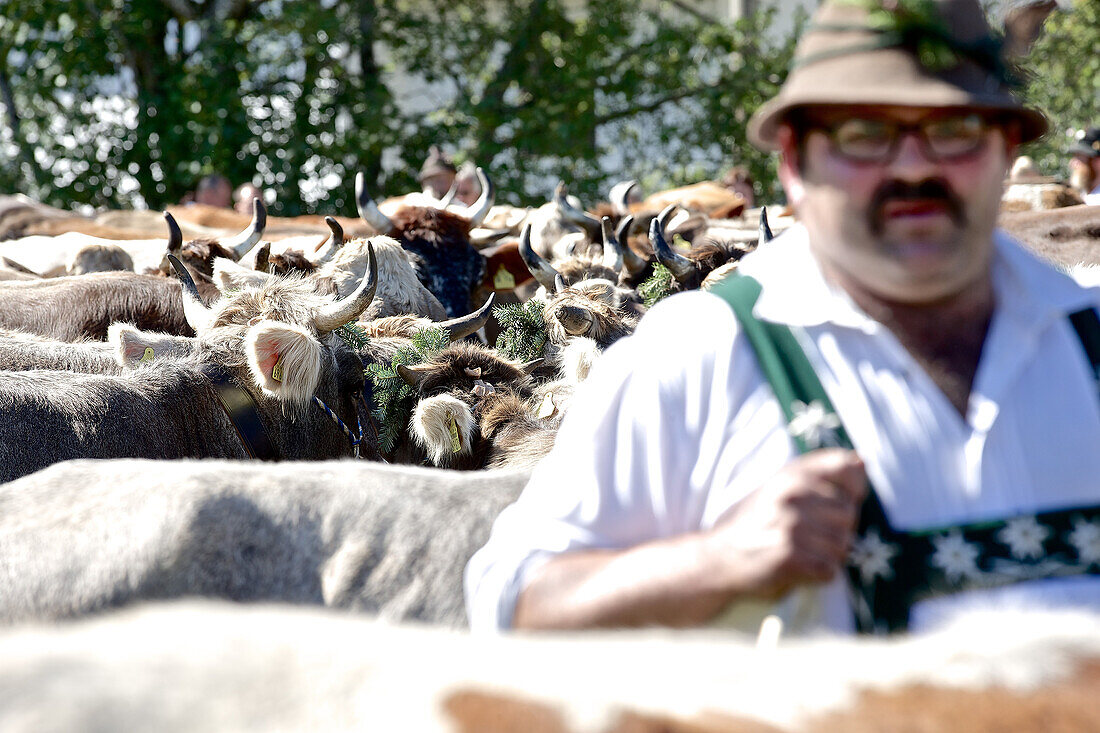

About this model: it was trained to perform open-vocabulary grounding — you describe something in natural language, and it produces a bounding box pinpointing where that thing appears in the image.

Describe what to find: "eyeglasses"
[809,114,993,164]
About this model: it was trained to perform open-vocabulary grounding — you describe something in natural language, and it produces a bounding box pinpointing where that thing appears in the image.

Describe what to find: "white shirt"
[1085,185,1100,206]
[465,225,1100,633]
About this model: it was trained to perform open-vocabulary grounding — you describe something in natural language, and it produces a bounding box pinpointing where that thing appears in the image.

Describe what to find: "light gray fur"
[0,329,121,373]
[0,459,529,625]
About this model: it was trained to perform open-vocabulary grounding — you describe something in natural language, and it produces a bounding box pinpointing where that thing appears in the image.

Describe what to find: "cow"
[66,243,135,275]
[649,204,762,295]
[0,602,1097,732]
[0,248,378,483]
[0,458,530,625]
[395,341,551,469]
[0,271,193,341]
[355,168,494,319]
[0,326,196,373]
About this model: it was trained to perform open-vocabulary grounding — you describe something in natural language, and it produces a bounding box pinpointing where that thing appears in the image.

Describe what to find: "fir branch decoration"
[494,300,548,363]
[638,262,676,308]
[334,322,370,351]
[364,325,447,454]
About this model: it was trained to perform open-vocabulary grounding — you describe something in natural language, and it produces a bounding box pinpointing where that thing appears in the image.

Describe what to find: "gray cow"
[0,251,377,482]
[0,459,529,626]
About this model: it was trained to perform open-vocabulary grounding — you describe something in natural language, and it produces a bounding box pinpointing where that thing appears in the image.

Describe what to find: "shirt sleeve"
[464,289,794,631]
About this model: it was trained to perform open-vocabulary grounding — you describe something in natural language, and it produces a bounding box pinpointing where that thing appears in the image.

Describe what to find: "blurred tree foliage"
[0,0,796,214]
[1017,0,1099,175]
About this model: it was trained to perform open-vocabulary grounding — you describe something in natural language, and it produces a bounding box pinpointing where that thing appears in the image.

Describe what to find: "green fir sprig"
[637,262,676,308]
[364,325,447,454]
[494,300,549,363]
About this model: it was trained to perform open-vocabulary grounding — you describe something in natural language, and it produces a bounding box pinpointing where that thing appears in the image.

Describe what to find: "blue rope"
[313,394,363,458]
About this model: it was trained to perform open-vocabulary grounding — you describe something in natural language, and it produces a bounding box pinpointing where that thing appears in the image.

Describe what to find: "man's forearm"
[512,530,741,629]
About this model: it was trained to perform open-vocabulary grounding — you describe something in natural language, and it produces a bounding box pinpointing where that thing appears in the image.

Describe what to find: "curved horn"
[608,179,638,217]
[615,214,647,277]
[600,216,623,275]
[438,292,495,342]
[167,254,214,332]
[254,242,272,273]
[355,171,394,234]
[554,273,567,294]
[313,240,378,333]
[396,362,432,389]
[518,222,562,293]
[519,357,544,374]
[650,207,694,283]
[463,166,495,227]
[164,211,183,252]
[314,216,346,263]
[554,182,601,232]
[222,197,267,260]
[758,206,774,246]
[438,178,459,209]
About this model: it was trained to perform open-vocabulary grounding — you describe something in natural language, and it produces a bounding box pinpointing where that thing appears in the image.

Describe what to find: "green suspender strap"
[710,273,1100,634]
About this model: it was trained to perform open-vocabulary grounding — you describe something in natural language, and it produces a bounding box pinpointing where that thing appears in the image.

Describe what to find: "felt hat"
[418,145,457,182]
[747,0,1048,150]
[1070,127,1100,158]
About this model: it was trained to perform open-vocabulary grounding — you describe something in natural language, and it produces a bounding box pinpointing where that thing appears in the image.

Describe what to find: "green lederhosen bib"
[709,273,1100,634]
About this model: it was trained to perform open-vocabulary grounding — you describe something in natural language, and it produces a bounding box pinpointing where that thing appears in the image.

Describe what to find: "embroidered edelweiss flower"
[1068,517,1100,566]
[930,530,982,583]
[997,516,1051,561]
[849,528,899,584]
[787,400,842,449]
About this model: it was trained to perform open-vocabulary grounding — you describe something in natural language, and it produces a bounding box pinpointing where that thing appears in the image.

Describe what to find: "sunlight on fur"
[411,393,475,466]
[245,320,322,404]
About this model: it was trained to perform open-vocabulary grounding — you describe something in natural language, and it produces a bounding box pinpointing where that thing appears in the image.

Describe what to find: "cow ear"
[245,320,322,404]
[214,257,272,292]
[109,323,196,367]
[410,393,474,466]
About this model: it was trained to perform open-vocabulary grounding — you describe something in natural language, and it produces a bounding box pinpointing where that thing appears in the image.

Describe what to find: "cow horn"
[315,216,345,264]
[0,257,40,276]
[313,241,378,333]
[164,211,183,252]
[167,254,214,332]
[519,222,562,293]
[254,242,272,273]
[759,206,774,246]
[554,273,567,294]
[615,214,648,277]
[438,292,495,342]
[438,178,459,209]
[608,179,638,216]
[554,182,601,233]
[600,216,623,275]
[519,357,544,374]
[463,167,495,227]
[396,362,432,389]
[651,205,694,283]
[222,197,267,260]
[355,171,394,234]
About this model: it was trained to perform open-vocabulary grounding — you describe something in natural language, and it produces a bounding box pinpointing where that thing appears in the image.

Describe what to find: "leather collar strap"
[206,368,279,460]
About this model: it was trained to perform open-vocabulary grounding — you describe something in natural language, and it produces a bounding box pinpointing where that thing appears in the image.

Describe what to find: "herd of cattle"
[0,175,1098,731]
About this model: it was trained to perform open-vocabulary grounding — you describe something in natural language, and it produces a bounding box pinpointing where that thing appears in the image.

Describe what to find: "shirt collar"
[738,223,1096,331]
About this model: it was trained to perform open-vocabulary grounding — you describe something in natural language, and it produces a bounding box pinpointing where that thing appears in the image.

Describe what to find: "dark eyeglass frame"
[803,114,996,164]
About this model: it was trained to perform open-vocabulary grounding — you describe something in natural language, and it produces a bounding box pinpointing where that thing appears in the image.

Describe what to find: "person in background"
[1069,127,1100,204]
[234,182,264,215]
[453,161,482,206]
[721,165,756,208]
[193,174,233,208]
[418,145,457,200]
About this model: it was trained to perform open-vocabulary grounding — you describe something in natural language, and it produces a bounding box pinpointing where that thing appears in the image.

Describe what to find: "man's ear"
[109,323,196,367]
[777,123,806,207]
[244,320,323,404]
[214,257,273,292]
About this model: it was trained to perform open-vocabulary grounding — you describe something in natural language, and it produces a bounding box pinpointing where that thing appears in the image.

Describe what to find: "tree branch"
[593,79,724,126]
[0,67,48,191]
[666,0,719,24]
[158,0,199,20]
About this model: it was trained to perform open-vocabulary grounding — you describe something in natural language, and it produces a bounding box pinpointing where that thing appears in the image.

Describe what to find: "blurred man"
[453,161,482,206]
[234,182,264,215]
[467,0,1100,636]
[1069,127,1100,204]
[418,145,457,199]
[194,174,233,208]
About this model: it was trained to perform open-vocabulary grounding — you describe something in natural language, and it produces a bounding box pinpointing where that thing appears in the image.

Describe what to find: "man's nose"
[886,131,938,180]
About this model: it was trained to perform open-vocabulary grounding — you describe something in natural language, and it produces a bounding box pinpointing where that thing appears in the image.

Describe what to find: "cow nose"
[557,305,593,335]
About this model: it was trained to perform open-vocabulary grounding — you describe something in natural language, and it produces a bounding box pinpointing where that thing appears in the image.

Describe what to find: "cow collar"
[205,367,279,460]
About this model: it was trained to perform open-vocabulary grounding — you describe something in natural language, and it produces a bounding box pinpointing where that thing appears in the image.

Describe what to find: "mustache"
[868,179,965,234]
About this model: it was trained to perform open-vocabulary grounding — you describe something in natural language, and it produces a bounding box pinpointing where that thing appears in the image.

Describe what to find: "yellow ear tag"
[140,347,155,363]
[448,416,462,454]
[493,265,516,291]
[271,355,284,383]
[537,392,556,419]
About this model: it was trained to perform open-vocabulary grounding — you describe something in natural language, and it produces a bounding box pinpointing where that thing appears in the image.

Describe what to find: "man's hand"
[701,448,867,600]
